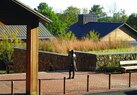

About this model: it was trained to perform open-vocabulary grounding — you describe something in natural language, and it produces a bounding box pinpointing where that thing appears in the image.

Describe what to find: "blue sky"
[20,0,137,16]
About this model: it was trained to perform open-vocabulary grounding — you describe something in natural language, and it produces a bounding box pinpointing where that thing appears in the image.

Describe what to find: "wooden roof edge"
[124,23,137,33]
[12,0,52,23]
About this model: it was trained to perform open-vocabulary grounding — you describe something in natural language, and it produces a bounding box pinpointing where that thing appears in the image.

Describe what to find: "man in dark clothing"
[68,50,77,79]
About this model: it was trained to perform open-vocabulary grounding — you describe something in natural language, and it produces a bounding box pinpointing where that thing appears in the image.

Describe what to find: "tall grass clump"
[39,38,129,54]
[39,30,130,53]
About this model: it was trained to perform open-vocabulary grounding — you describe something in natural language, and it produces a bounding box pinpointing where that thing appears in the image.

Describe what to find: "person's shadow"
[125,90,137,95]
[85,90,137,95]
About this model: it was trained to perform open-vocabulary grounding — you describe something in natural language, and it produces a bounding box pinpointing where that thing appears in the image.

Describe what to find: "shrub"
[57,31,76,41]
[84,30,100,41]
[0,31,24,62]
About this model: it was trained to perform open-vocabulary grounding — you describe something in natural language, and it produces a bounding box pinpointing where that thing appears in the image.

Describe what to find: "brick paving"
[0,72,137,95]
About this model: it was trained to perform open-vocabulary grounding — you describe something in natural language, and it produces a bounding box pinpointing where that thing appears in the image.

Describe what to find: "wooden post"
[11,81,14,95]
[39,79,41,95]
[109,73,111,89]
[87,75,89,92]
[0,21,5,26]
[26,24,39,95]
[63,77,66,94]
[129,72,131,88]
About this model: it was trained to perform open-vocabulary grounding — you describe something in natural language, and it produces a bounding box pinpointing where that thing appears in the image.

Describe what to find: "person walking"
[68,50,77,79]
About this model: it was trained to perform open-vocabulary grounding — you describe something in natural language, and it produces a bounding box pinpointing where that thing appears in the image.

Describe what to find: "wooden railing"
[0,73,135,95]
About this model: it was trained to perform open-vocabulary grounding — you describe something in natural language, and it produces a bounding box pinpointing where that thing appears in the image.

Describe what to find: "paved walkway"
[0,72,137,95]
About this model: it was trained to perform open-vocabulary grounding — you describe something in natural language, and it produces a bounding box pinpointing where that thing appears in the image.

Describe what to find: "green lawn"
[90,47,137,53]
[0,70,6,74]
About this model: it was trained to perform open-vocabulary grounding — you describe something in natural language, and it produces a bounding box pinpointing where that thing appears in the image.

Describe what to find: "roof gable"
[119,23,137,40]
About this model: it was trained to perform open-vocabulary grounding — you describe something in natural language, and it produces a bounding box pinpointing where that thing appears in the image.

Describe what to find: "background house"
[0,23,54,41]
[68,14,137,42]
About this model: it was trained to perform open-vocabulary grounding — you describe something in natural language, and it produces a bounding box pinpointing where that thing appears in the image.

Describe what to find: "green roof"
[0,23,55,40]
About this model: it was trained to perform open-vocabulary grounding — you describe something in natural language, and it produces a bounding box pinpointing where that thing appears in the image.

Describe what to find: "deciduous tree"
[89,5,106,18]
[61,6,80,29]
[127,13,137,30]
[37,3,64,35]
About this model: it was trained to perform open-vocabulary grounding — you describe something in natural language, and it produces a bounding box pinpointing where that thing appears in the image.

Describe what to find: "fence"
[0,79,26,95]
[0,72,137,95]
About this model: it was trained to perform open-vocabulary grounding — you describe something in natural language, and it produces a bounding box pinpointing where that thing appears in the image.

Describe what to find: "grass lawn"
[0,70,6,74]
[90,47,137,53]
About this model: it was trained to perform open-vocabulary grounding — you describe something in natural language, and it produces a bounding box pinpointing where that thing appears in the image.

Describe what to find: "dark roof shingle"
[68,22,124,38]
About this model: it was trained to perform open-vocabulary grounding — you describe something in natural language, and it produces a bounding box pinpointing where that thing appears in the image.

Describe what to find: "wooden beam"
[26,24,39,95]
[0,21,5,26]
